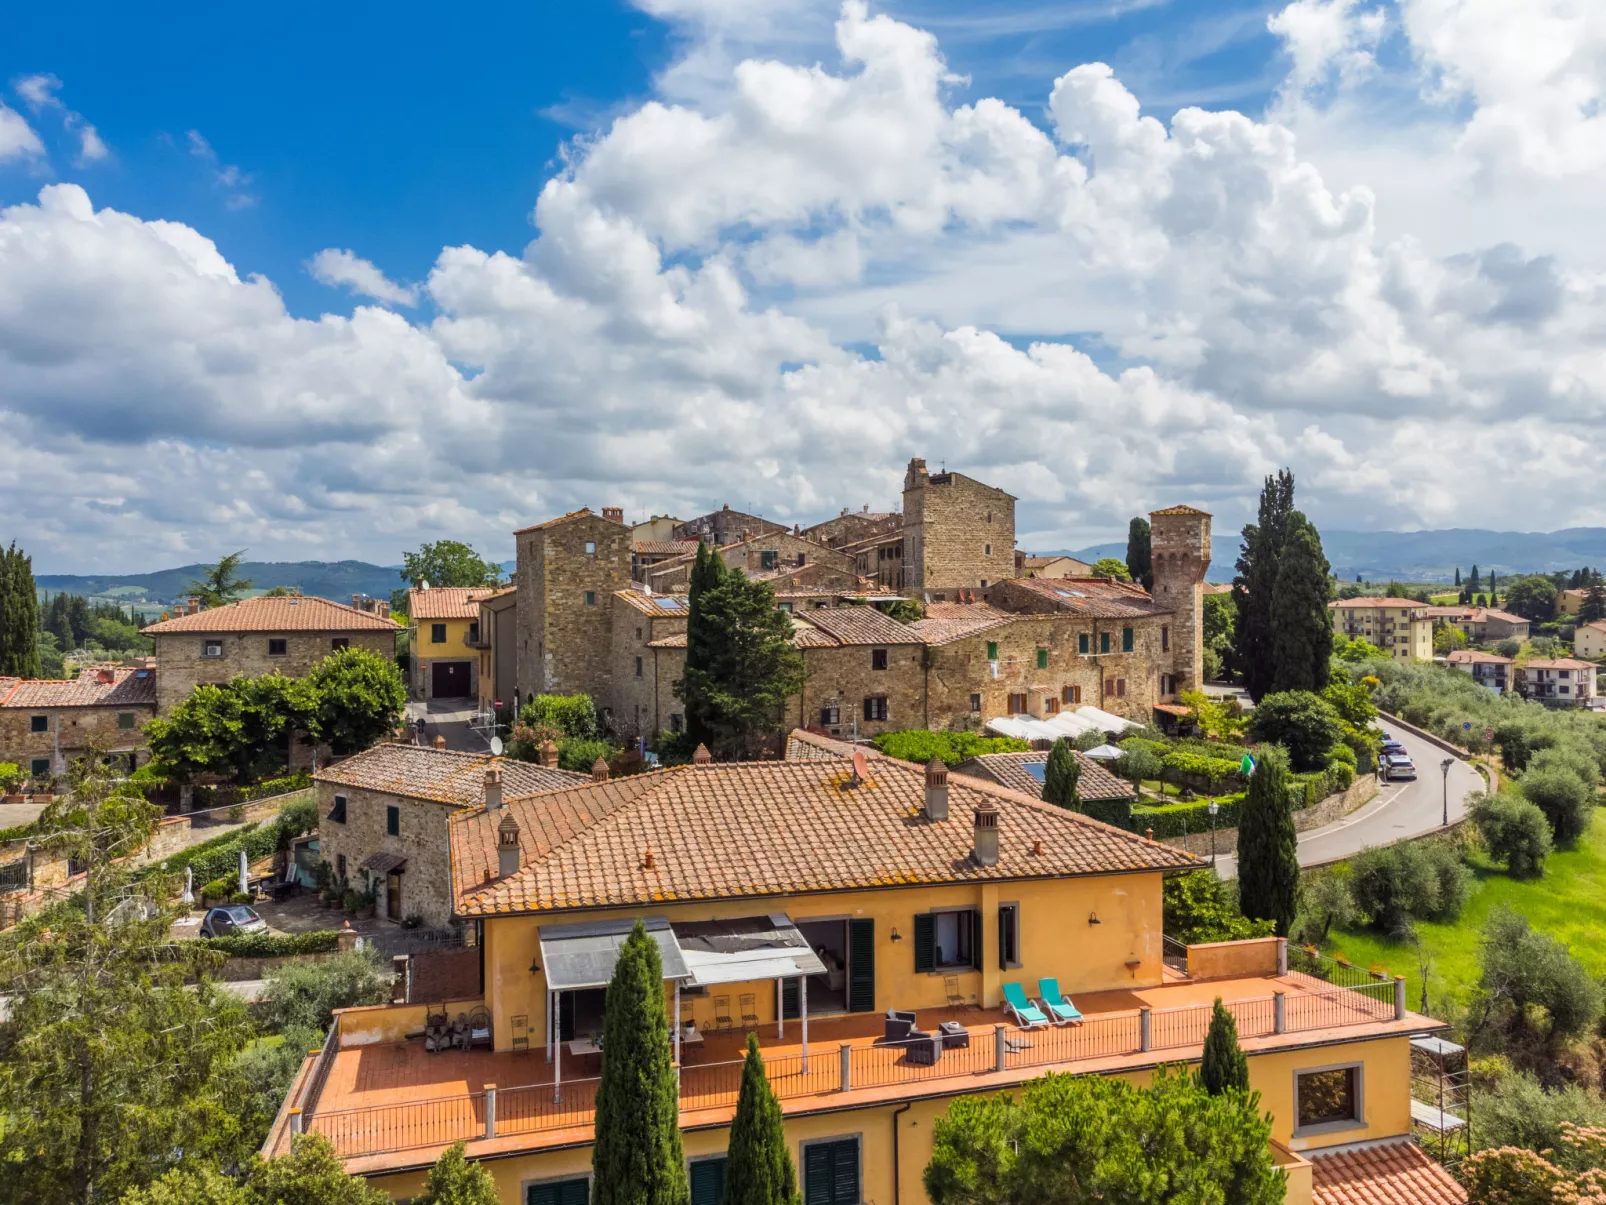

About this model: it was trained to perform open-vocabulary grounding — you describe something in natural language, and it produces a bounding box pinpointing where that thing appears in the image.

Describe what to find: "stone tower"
[1148,505,1212,690]
[901,457,1017,592]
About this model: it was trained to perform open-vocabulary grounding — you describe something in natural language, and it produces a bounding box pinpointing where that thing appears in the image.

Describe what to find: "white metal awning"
[984,707,1145,744]
[672,915,827,988]
[537,915,690,992]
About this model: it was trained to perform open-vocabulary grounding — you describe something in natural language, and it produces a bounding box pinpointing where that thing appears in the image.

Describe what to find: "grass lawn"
[1318,811,1606,1016]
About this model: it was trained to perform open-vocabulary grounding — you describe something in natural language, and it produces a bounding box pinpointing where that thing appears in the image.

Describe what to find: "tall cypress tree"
[1126,517,1153,591]
[1199,998,1249,1095]
[680,543,726,748]
[1232,471,1295,702]
[1042,738,1081,810]
[1468,565,1481,595]
[1236,747,1299,936]
[722,1034,800,1205]
[1268,514,1333,694]
[0,542,41,678]
[592,921,689,1205]
[1454,567,1461,587]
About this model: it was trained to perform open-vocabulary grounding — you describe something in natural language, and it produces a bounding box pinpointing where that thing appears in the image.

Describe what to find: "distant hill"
[35,561,403,608]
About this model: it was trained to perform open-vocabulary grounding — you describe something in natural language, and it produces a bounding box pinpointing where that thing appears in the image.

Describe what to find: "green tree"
[0,541,42,677]
[418,1142,499,1205]
[394,540,499,614]
[1470,791,1552,878]
[1246,690,1342,772]
[1467,564,1481,595]
[1163,870,1274,944]
[1125,517,1152,591]
[1268,513,1332,693]
[1202,592,1238,679]
[1321,680,1376,729]
[301,647,407,756]
[0,757,256,1204]
[1236,746,1299,936]
[1292,869,1358,944]
[1432,623,1469,654]
[1502,574,1559,622]
[1581,579,1606,624]
[1474,904,1602,1051]
[1042,738,1081,810]
[1349,841,1470,937]
[675,551,805,758]
[924,1066,1284,1205]
[145,674,311,782]
[258,947,394,1033]
[186,551,255,609]
[592,921,689,1205]
[722,1034,800,1205]
[1233,469,1296,702]
[1199,998,1249,1096]
[1519,765,1592,846]
[118,1163,251,1205]
[245,1133,391,1205]
[1090,557,1132,582]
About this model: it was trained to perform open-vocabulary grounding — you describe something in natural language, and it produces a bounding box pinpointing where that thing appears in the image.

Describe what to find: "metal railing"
[1287,943,1392,990]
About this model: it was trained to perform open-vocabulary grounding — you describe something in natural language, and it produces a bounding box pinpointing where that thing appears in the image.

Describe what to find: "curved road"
[1215,722,1483,878]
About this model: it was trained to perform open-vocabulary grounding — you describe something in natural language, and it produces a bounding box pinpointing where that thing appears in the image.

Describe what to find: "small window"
[268,638,288,657]
[1036,648,1048,669]
[761,550,778,571]
[1100,632,1111,654]
[969,693,981,713]
[468,623,480,644]
[820,706,840,727]
[29,715,48,733]
[1062,684,1081,705]
[670,713,684,732]
[796,553,806,567]
[914,909,982,971]
[327,794,348,824]
[528,1176,591,1205]
[635,656,643,677]
[998,904,1021,969]
[331,637,350,650]
[584,541,596,554]
[636,626,643,641]
[1007,692,1027,715]
[584,591,597,607]
[1078,633,1089,654]
[31,758,50,777]
[689,1159,726,1205]
[1161,625,1170,652]
[980,579,987,588]
[431,624,447,644]
[1104,678,1127,698]
[1044,697,1060,714]
[386,805,400,837]
[1122,627,1134,652]
[986,641,998,661]
[203,640,224,658]
[336,853,347,880]
[984,544,991,556]
[862,696,889,722]
[1297,1066,1360,1130]
[778,601,793,613]
[117,712,135,730]
[871,648,888,671]
[803,1141,859,1205]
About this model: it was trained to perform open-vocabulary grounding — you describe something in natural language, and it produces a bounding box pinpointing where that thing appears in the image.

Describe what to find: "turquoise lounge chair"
[1036,978,1083,1026]
[1002,982,1049,1029]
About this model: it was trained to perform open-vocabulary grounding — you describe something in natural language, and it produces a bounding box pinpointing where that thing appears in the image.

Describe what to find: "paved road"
[1215,723,1483,877]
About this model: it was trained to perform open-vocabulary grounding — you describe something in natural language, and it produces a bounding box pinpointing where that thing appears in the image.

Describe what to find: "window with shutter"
[804,1139,860,1205]
[780,977,800,1020]
[847,920,875,1012]
[1122,627,1134,652]
[1078,633,1089,654]
[386,805,400,836]
[970,909,985,972]
[913,912,935,973]
[1100,632,1111,653]
[689,1159,727,1205]
[327,795,347,824]
[528,1178,590,1205]
[1036,648,1048,669]
[998,904,1021,968]
[1161,625,1170,652]
[986,641,998,660]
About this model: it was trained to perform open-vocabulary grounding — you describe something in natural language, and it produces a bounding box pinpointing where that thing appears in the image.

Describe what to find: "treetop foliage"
[186,550,255,609]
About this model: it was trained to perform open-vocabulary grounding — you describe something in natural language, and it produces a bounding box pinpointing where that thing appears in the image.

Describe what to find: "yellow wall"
[484,873,1166,1052]
[416,615,478,664]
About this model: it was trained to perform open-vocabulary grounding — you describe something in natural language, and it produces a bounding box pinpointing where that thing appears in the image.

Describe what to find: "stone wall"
[0,702,155,779]
[609,606,687,739]
[315,781,462,929]
[153,629,397,715]
[902,458,1017,591]
[1149,507,1211,692]
[1154,775,1379,859]
[514,512,632,701]
[671,505,788,546]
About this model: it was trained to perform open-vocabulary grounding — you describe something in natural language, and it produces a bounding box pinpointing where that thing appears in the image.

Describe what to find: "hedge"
[199,929,341,958]
[872,730,1031,766]
[1133,793,1246,839]
[0,820,37,844]
[1159,751,1246,788]
[141,798,317,886]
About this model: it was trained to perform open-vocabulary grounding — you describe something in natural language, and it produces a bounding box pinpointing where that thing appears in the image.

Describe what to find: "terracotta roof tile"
[0,668,157,708]
[142,595,402,634]
[614,590,694,617]
[409,587,496,621]
[795,607,923,645]
[1330,597,1429,609]
[1310,1139,1465,1205]
[953,751,1133,803]
[1523,658,1597,670]
[513,507,607,535]
[634,540,700,556]
[1446,650,1512,665]
[1150,504,1212,516]
[449,737,1202,916]
[998,577,1170,618]
[315,745,589,806]
[906,603,1020,645]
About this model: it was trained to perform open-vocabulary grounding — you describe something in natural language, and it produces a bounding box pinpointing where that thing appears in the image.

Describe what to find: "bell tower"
[1149,505,1212,690]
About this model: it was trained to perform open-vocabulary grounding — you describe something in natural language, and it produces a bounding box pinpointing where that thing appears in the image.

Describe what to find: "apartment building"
[1518,658,1598,707]
[265,732,1461,1205]
[1329,599,1433,661]
[410,586,496,701]
[1444,649,1513,694]
[1421,605,1530,645]
[1574,620,1606,660]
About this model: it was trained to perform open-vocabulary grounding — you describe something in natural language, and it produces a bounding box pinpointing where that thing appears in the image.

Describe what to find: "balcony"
[266,944,1424,1175]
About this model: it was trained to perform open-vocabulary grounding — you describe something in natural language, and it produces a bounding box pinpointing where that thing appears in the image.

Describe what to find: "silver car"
[1383,753,1417,781]
[199,904,267,938]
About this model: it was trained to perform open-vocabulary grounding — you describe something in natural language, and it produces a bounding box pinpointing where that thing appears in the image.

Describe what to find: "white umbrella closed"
[238,849,249,897]
[183,866,193,907]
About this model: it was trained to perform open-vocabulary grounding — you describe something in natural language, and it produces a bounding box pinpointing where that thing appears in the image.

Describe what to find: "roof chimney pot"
[591,757,610,782]
[539,740,559,768]
[642,846,656,871]
[434,735,447,750]
[692,744,713,765]
[924,756,949,820]
[497,812,521,878]
[484,766,503,811]
[602,506,624,524]
[973,800,1000,867]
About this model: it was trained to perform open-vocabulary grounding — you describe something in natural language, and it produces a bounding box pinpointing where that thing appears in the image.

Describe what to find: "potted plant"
[342,887,363,914]
[358,884,377,920]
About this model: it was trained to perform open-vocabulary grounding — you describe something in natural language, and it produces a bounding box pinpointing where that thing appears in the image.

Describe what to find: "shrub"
[1530,744,1602,792]
[1471,791,1553,877]
[1159,751,1245,791]
[1247,691,1343,771]
[200,930,341,958]
[1473,1069,1606,1156]
[871,730,1030,766]
[259,947,394,1033]
[1163,870,1275,944]
[518,693,600,741]
[1349,840,1469,937]
[1115,746,1165,785]
[201,876,235,901]
[1291,869,1358,944]
[243,772,313,800]
[1521,766,1592,845]
[1480,904,1603,1048]
[0,762,24,794]
[1132,793,1245,839]
[557,737,617,774]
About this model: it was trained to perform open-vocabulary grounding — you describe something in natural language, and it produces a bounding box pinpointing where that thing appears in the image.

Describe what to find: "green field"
[1318,811,1606,1016]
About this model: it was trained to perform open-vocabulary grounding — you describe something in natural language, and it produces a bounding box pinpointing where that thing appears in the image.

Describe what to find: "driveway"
[404,699,495,753]
[1215,722,1483,877]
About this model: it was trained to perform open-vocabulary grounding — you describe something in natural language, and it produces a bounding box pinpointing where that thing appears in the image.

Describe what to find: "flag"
[1240,753,1256,775]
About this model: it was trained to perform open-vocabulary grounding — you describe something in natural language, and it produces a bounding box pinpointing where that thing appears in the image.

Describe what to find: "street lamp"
[1207,799,1221,867]
[1440,758,1455,828]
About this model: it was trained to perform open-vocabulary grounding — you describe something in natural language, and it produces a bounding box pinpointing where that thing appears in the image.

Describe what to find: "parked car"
[1382,753,1417,781]
[199,904,267,938]
[1380,735,1406,754]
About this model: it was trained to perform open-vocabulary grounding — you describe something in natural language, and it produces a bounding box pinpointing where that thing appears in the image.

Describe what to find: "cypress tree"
[1236,746,1299,936]
[1468,564,1481,595]
[1199,998,1249,1095]
[0,542,41,678]
[1126,517,1153,591]
[721,1033,801,1205]
[1268,514,1332,694]
[592,921,689,1205]
[1232,470,1295,702]
[1454,567,1461,587]
[680,543,725,748]
[1042,738,1081,810]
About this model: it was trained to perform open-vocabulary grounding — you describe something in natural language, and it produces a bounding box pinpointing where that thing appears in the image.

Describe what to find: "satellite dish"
[490,736,504,756]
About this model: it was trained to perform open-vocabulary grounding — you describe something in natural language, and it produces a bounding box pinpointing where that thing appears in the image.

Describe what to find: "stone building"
[409,586,495,701]
[644,531,857,594]
[801,507,902,549]
[314,744,588,928]
[141,595,401,716]
[512,508,633,701]
[610,590,692,739]
[0,667,157,782]
[843,528,907,590]
[1015,553,1093,579]
[671,504,789,546]
[1148,505,1212,690]
[475,586,519,713]
[901,457,1017,592]
[632,539,699,582]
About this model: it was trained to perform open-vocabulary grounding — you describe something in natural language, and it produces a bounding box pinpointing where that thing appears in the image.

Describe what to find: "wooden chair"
[511,1014,529,1052]
[740,993,759,1031]
[944,975,966,1010]
[713,996,733,1031]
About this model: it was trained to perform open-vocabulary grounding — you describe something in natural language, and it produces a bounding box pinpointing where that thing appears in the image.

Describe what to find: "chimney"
[924,757,949,820]
[539,740,560,769]
[973,800,1000,866]
[692,743,712,765]
[187,595,202,613]
[591,757,610,783]
[434,735,447,750]
[497,812,521,878]
[96,668,115,685]
[484,766,503,811]
[641,845,656,871]
[602,506,624,524]
[352,594,361,609]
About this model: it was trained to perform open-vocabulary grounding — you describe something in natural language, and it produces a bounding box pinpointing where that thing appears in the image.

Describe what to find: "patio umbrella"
[182,866,193,907]
[238,849,249,897]
[1083,744,1125,760]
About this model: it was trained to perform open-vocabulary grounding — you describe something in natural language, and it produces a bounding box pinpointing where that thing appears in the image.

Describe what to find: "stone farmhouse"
[0,667,158,782]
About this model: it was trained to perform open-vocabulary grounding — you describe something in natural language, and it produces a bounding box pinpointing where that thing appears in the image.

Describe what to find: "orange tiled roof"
[1150,504,1212,516]
[615,590,695,617]
[634,540,700,556]
[142,595,401,634]
[0,667,157,709]
[953,750,1133,803]
[448,737,1202,916]
[315,745,588,805]
[513,507,627,535]
[1446,650,1512,665]
[647,625,839,650]
[1330,597,1428,609]
[795,607,922,645]
[1523,657,1597,671]
[906,603,1020,644]
[998,576,1170,619]
[1310,1139,1465,1205]
[409,587,496,621]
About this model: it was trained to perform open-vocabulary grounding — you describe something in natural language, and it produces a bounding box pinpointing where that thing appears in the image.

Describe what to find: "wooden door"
[386,872,401,920]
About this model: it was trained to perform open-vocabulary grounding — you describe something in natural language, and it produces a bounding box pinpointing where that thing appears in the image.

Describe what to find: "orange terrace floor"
[267,966,1441,1177]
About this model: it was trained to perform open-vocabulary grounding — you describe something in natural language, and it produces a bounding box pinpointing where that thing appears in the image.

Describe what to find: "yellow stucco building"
[1329,598,1434,661]
[410,585,496,701]
[269,733,1462,1205]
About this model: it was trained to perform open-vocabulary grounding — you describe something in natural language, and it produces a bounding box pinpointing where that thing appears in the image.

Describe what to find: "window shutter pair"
[690,1160,726,1205]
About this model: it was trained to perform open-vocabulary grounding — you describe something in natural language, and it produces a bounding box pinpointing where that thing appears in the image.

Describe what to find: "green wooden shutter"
[832,1140,860,1205]
[1078,633,1089,654]
[804,1144,833,1205]
[913,912,935,973]
[969,910,984,971]
[986,641,998,660]
[1122,626,1134,652]
[847,919,875,1013]
[1100,632,1111,653]
[781,976,800,1020]
[529,1178,590,1205]
[690,1159,726,1205]
[1036,648,1048,669]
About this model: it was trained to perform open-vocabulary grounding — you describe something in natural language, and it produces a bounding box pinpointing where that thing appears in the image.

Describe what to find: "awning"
[672,915,827,987]
[538,915,690,992]
[360,851,407,875]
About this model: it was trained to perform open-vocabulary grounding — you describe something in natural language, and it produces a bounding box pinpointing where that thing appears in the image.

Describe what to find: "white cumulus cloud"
[308,249,421,307]
[0,104,44,161]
